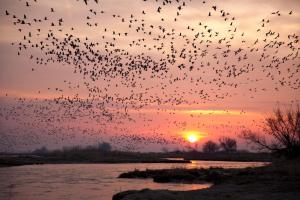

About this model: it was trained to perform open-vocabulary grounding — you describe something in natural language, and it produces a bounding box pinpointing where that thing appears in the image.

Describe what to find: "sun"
[183,131,206,143]
[187,134,199,143]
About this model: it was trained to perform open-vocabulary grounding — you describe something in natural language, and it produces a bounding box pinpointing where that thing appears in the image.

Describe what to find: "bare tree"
[219,137,237,152]
[242,106,300,158]
[202,140,219,153]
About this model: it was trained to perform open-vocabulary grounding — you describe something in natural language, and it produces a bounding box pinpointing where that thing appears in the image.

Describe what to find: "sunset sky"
[0,0,299,152]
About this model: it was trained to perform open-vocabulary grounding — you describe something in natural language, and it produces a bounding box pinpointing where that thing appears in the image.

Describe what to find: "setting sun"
[183,131,206,143]
[187,134,198,143]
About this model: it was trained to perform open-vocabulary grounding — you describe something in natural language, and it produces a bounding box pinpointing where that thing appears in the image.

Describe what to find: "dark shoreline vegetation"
[0,153,190,167]
[114,159,300,200]
[0,149,272,167]
[118,167,249,184]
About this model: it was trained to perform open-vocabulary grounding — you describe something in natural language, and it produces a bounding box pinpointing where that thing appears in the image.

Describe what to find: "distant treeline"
[28,140,272,162]
[0,141,273,167]
[32,141,112,155]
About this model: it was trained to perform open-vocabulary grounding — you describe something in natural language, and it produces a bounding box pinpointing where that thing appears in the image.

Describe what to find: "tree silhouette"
[32,146,48,155]
[202,140,219,153]
[242,106,300,158]
[219,137,237,152]
[98,142,112,152]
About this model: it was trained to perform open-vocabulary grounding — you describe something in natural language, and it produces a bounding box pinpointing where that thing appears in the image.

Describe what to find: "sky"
[0,0,299,152]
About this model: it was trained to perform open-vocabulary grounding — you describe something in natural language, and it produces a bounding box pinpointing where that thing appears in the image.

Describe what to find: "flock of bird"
[0,0,299,152]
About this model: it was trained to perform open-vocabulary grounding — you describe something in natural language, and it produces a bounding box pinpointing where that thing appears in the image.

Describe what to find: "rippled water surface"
[0,161,267,200]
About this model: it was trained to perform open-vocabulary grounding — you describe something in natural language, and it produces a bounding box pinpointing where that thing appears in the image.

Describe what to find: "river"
[0,161,267,200]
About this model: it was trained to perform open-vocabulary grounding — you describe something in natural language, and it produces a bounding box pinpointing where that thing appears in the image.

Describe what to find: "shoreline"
[0,157,190,168]
[113,159,300,200]
[0,159,267,168]
[0,151,272,167]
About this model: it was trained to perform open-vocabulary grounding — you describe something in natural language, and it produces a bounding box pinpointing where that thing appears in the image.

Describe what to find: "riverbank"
[0,151,272,167]
[113,159,300,200]
[118,167,249,184]
[0,154,190,167]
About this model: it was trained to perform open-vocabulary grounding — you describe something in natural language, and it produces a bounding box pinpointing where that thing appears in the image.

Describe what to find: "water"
[0,161,267,200]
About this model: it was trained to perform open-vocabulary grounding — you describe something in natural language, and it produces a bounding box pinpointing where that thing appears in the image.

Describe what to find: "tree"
[32,146,48,155]
[161,147,169,153]
[219,137,237,152]
[242,106,300,158]
[202,140,219,153]
[98,142,112,152]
